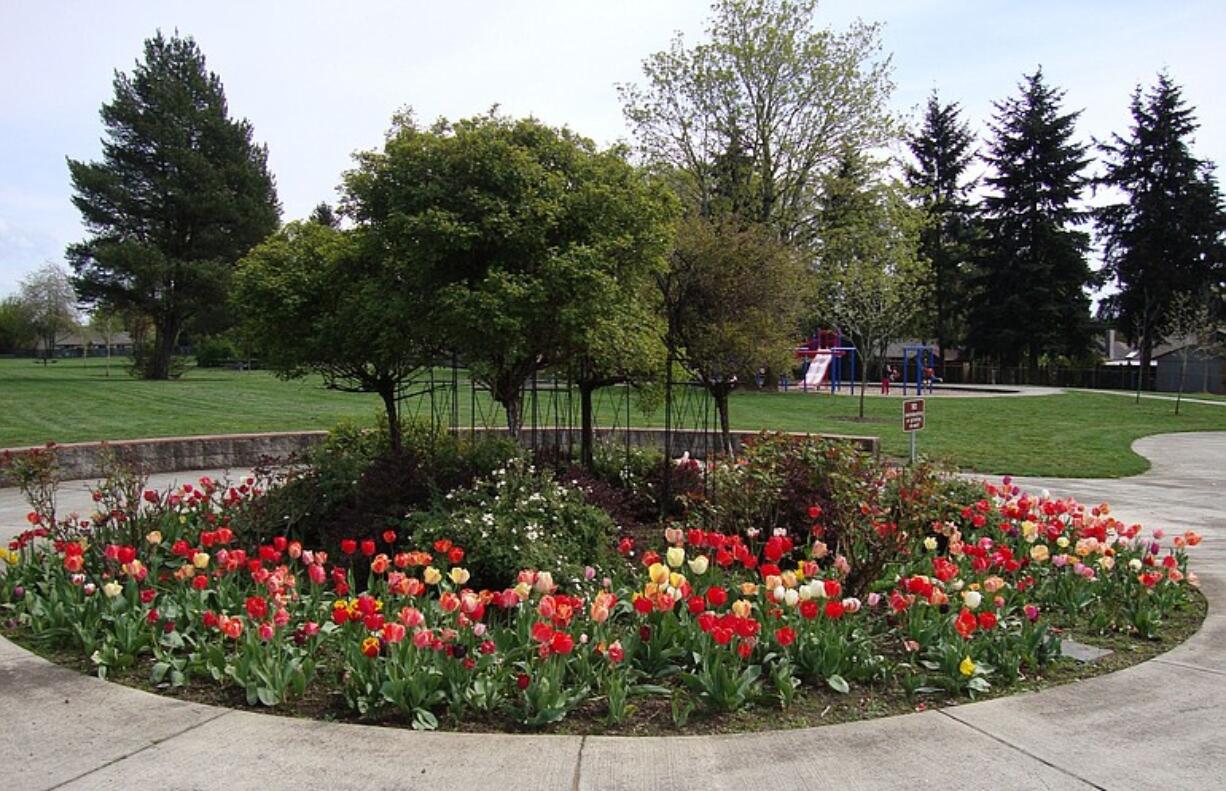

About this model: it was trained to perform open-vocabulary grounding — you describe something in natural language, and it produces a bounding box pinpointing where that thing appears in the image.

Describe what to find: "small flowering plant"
[0,456,1204,731]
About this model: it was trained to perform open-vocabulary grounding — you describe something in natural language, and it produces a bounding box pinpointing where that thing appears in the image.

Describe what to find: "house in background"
[35,330,133,358]
[1154,330,1226,395]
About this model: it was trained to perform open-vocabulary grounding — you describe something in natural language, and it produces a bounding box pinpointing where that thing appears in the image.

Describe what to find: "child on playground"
[881,365,898,395]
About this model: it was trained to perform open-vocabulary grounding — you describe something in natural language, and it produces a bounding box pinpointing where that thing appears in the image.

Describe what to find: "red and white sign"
[903,398,925,432]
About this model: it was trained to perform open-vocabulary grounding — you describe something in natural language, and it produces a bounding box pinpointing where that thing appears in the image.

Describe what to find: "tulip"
[145,531,162,545]
[648,563,669,585]
[923,536,938,551]
[534,572,555,594]
[423,566,442,585]
[102,581,123,599]
[959,656,976,677]
[687,555,709,575]
[962,590,982,610]
[449,567,470,586]
[666,546,685,568]
[192,552,210,569]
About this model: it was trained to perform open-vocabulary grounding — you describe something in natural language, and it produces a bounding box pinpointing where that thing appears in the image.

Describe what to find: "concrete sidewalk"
[1,435,1223,790]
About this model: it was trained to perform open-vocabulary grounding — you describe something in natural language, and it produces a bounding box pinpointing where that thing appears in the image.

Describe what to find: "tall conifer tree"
[906,93,976,363]
[1097,72,1226,389]
[68,32,280,379]
[968,69,1093,373]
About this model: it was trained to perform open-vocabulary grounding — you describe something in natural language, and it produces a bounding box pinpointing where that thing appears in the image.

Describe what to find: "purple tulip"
[12,586,24,601]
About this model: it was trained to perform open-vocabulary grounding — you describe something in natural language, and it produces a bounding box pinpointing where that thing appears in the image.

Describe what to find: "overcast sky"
[2,0,1224,297]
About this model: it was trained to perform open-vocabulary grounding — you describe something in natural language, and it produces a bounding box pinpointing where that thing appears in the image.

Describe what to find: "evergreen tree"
[906,92,977,363]
[309,202,341,228]
[1097,72,1226,389]
[968,69,1094,373]
[67,31,280,379]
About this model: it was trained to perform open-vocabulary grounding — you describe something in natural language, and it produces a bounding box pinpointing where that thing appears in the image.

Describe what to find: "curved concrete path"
[1,434,1223,791]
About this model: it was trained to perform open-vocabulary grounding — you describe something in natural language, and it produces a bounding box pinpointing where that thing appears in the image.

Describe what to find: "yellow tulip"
[192,552,210,569]
[731,599,752,618]
[102,581,123,599]
[1029,544,1050,563]
[959,656,976,677]
[648,562,669,585]
[423,566,442,585]
[449,567,470,585]
[687,555,709,576]
[666,546,685,568]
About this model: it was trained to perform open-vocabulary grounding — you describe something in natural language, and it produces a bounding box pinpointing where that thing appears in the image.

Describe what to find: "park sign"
[903,398,925,432]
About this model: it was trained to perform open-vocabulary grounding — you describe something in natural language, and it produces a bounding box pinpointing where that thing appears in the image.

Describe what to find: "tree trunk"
[858,359,869,419]
[502,394,523,438]
[1176,351,1188,416]
[579,382,595,469]
[149,320,179,380]
[379,386,402,452]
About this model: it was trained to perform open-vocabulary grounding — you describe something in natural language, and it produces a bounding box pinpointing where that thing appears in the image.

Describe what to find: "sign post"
[902,398,925,464]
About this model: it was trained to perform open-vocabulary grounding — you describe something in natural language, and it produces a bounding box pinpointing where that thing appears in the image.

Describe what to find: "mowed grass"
[3,358,1225,477]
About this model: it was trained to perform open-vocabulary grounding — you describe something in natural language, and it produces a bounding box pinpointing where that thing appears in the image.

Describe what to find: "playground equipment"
[792,331,859,394]
[901,344,938,395]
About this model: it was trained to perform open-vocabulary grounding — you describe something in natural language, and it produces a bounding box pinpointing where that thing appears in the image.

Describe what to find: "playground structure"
[901,344,938,395]
[788,330,858,394]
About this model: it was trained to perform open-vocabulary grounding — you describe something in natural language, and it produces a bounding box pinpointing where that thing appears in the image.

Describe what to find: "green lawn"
[3,358,1225,477]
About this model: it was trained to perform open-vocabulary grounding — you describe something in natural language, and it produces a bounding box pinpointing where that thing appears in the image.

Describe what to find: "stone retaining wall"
[1,428,878,485]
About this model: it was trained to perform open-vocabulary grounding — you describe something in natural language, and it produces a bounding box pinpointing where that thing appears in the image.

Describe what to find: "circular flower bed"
[0,442,1205,734]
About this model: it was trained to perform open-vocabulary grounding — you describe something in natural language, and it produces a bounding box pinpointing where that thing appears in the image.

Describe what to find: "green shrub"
[238,420,523,549]
[193,335,239,368]
[407,458,618,589]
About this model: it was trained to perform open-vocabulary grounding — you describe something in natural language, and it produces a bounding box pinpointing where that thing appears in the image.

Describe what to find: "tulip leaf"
[826,674,850,694]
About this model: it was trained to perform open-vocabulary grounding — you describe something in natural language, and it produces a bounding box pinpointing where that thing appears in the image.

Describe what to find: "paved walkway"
[1065,388,1226,408]
[2,435,1224,790]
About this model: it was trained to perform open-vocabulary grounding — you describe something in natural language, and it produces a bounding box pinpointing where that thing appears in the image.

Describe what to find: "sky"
[2,0,1224,297]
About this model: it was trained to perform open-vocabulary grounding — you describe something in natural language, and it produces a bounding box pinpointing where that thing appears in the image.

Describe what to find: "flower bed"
[0,437,1205,733]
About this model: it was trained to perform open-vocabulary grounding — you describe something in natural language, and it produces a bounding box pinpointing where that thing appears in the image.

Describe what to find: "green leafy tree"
[67,31,280,380]
[1097,73,1226,390]
[344,112,675,437]
[906,92,977,363]
[19,263,80,365]
[0,295,36,354]
[619,0,895,245]
[234,222,435,451]
[967,69,1094,375]
[663,214,805,453]
[814,149,929,418]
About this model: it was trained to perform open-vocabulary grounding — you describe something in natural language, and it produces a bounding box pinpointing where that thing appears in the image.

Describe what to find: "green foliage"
[234,221,434,449]
[343,111,676,436]
[968,69,1094,369]
[906,93,979,359]
[67,31,279,380]
[664,214,806,449]
[407,458,618,589]
[619,0,896,243]
[0,296,36,354]
[813,148,929,416]
[193,335,239,368]
[1096,72,1226,386]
